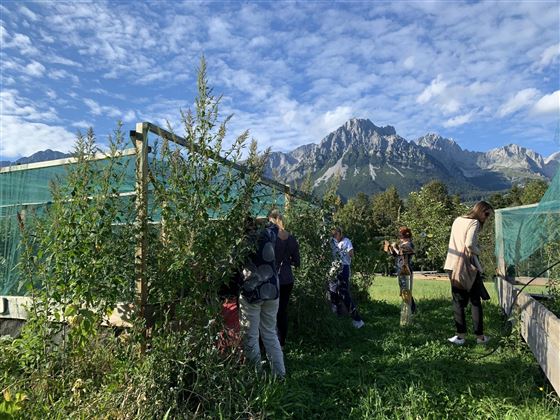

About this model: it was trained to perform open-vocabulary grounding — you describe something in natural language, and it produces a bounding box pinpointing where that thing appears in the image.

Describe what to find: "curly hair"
[398,226,412,239]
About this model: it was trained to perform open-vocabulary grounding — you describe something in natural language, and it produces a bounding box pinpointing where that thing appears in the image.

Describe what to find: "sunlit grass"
[265,276,560,419]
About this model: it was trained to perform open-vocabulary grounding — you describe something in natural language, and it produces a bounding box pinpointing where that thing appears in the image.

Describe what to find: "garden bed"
[496,275,560,395]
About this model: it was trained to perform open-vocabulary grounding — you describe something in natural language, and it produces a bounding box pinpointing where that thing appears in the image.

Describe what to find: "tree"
[488,191,509,210]
[505,184,523,207]
[371,185,403,238]
[401,181,463,271]
[520,179,549,205]
[333,192,377,273]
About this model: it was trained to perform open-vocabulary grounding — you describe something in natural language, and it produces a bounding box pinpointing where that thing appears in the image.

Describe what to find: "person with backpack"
[238,217,285,378]
[268,209,300,349]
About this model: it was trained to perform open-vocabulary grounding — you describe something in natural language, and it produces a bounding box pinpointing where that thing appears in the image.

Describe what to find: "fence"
[0,122,319,324]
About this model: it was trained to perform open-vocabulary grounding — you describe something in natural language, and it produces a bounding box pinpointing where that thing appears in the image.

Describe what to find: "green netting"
[1,136,295,297]
[145,133,286,219]
[0,155,137,295]
[496,167,560,278]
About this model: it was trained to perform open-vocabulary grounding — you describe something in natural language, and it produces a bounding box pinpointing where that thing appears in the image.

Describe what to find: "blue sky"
[1,1,559,160]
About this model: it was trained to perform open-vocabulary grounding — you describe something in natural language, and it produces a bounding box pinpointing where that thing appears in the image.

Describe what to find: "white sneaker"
[352,319,365,329]
[448,335,465,345]
[476,335,490,345]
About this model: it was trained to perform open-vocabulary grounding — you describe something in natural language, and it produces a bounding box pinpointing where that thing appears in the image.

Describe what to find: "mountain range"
[2,119,558,199]
[264,118,559,199]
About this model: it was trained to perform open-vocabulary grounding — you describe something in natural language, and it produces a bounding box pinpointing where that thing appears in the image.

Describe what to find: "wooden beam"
[0,148,137,173]
[144,122,320,207]
[133,124,148,330]
[494,211,507,278]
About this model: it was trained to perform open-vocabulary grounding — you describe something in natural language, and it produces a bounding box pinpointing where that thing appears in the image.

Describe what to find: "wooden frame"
[1,121,319,334]
[142,122,318,206]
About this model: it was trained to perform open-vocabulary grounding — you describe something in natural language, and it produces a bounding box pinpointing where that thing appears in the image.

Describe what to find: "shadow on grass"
[277,297,558,419]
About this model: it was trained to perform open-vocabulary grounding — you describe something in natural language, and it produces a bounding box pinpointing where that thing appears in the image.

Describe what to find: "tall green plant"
[18,124,135,360]
[148,59,267,331]
[283,178,343,342]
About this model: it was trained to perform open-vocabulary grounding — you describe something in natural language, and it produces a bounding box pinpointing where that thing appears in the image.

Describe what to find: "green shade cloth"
[1,146,288,296]
[495,167,560,278]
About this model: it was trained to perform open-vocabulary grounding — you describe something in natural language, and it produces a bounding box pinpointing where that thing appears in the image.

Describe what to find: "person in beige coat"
[444,201,494,346]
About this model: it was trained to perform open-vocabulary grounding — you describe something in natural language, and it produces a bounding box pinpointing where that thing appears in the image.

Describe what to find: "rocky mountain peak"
[486,144,543,163]
[265,117,556,198]
[342,118,396,137]
[417,133,466,154]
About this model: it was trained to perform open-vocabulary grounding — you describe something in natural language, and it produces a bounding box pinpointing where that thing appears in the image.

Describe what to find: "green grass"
[266,276,560,419]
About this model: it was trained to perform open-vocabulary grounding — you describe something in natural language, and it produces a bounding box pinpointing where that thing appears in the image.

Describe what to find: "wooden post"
[284,186,291,213]
[133,123,149,336]
[495,210,506,279]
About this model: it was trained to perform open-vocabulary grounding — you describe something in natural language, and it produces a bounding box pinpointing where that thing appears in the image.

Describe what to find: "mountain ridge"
[264,118,558,199]
[1,149,71,168]
[2,120,558,199]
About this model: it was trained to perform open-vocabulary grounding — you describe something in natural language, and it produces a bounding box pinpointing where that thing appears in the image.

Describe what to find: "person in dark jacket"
[268,209,300,348]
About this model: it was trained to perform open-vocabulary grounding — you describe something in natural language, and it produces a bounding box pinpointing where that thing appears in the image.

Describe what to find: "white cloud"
[497,88,540,117]
[48,69,80,85]
[135,70,175,84]
[84,98,102,116]
[123,110,137,123]
[248,36,270,48]
[403,56,415,69]
[46,54,82,67]
[0,24,9,45]
[71,120,93,129]
[83,98,123,119]
[468,81,494,95]
[441,99,461,114]
[443,112,474,128]
[321,106,354,133]
[538,43,560,68]
[45,89,57,99]
[532,90,560,115]
[23,60,45,77]
[1,90,58,121]
[6,32,37,55]
[0,90,74,158]
[207,17,234,46]
[417,75,447,104]
[2,76,15,86]
[19,5,38,22]
[0,115,75,158]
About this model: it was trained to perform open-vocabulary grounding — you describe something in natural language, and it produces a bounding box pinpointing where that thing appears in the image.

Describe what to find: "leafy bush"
[283,180,341,343]
[1,59,278,419]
